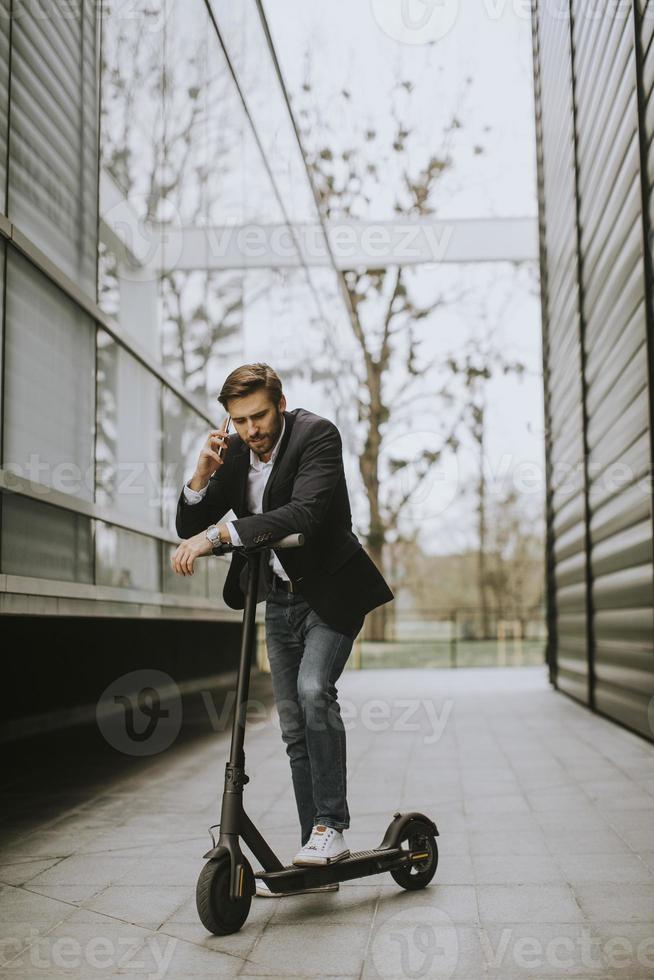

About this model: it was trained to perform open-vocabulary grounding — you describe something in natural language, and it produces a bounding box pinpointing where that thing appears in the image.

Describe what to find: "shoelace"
[304,827,337,852]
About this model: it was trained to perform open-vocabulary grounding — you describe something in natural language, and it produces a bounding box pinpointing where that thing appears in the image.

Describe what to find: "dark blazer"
[175,408,393,638]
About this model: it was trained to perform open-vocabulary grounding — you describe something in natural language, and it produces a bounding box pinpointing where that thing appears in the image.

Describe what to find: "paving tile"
[117,856,202,887]
[638,850,654,873]
[0,909,156,978]
[242,923,367,976]
[541,829,632,855]
[26,854,136,889]
[139,933,244,977]
[362,917,486,979]
[554,852,654,885]
[24,882,107,905]
[237,976,357,980]
[478,921,644,977]
[268,884,379,926]
[535,809,612,832]
[592,920,654,977]
[431,852,475,885]
[477,884,585,923]
[3,666,654,979]
[81,885,190,929]
[376,882,479,923]
[462,810,541,832]
[0,857,61,886]
[605,809,654,832]
[614,827,654,851]
[463,794,530,814]
[469,830,549,856]
[156,918,265,959]
[571,884,654,923]
[0,883,76,925]
[473,853,565,885]
[525,787,593,811]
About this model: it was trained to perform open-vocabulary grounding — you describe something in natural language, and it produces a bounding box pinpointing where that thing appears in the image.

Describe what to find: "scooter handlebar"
[210,531,304,556]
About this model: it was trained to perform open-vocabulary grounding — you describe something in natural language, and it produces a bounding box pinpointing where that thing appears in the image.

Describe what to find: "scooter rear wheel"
[390,819,438,891]
[196,857,254,935]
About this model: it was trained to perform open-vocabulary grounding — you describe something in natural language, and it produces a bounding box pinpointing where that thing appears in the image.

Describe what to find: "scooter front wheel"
[196,857,254,934]
[390,819,438,891]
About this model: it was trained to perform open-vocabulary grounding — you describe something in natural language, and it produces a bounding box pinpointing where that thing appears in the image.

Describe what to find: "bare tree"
[441,329,526,636]
[483,484,545,628]
[295,74,486,638]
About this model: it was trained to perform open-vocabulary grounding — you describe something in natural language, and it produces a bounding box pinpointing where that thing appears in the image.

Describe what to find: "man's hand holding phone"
[172,415,231,576]
[188,416,231,491]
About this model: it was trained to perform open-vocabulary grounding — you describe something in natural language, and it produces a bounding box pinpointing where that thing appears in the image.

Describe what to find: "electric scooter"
[196,532,439,936]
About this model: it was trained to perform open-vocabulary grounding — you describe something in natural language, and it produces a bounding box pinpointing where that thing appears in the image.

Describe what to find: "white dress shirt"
[183,418,289,581]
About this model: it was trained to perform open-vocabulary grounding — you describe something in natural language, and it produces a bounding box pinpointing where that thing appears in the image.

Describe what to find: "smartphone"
[217,415,231,460]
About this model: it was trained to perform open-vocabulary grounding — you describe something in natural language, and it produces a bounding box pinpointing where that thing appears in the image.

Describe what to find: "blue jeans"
[264,579,353,847]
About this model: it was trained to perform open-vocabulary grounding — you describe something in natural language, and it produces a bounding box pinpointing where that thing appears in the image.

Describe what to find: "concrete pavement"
[1,665,653,979]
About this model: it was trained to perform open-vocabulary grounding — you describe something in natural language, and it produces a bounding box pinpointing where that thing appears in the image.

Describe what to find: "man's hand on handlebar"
[171,523,230,576]
[172,528,305,576]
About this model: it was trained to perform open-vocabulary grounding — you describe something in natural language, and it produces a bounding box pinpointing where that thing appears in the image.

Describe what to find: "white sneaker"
[255,877,339,897]
[292,825,350,866]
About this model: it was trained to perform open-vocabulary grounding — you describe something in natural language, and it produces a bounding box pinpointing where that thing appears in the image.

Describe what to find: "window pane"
[96,329,162,526]
[1,492,92,582]
[3,248,95,501]
[160,269,244,412]
[214,1,322,225]
[162,388,214,536]
[8,1,99,295]
[95,522,159,592]
[98,0,285,403]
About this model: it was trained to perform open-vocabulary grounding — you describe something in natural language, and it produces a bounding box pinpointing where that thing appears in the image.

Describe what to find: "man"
[172,363,393,896]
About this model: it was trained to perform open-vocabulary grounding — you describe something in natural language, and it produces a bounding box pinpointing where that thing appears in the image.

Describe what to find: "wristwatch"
[206,525,221,548]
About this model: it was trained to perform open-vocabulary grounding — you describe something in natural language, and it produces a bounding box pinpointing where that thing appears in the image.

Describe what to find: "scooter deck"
[255,846,426,893]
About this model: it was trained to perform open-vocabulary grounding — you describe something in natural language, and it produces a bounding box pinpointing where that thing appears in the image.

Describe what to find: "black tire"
[196,857,254,935]
[390,820,439,891]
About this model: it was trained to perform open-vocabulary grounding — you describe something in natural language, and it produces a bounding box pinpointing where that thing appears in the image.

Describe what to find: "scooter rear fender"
[378,811,439,850]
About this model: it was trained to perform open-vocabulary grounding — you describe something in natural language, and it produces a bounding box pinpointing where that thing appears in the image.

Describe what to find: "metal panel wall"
[533,0,654,740]
[532,2,590,705]
[7,0,99,296]
[572,2,654,736]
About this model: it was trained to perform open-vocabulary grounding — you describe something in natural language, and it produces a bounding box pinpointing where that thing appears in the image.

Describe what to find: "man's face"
[227,389,286,459]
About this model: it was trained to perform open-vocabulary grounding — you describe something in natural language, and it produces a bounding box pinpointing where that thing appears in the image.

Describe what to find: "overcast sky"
[259,0,544,553]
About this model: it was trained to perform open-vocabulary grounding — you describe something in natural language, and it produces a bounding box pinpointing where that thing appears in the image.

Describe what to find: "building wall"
[532,1,654,739]
[0,1,346,732]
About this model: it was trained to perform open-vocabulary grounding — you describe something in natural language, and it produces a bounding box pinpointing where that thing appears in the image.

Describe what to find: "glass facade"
[0,0,352,615]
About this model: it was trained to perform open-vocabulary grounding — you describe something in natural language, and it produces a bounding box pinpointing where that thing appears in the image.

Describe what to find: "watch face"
[206,526,220,542]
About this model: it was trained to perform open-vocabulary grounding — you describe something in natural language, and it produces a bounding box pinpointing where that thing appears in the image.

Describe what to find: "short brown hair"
[218,362,283,410]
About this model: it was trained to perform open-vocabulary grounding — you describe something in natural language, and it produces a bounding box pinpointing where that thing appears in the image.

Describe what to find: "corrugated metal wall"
[532,3,591,706]
[533,0,654,740]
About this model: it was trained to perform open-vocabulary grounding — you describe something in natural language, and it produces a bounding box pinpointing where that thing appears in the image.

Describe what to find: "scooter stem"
[229,551,260,768]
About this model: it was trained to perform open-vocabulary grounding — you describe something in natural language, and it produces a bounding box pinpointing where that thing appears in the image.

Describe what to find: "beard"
[249,409,283,458]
